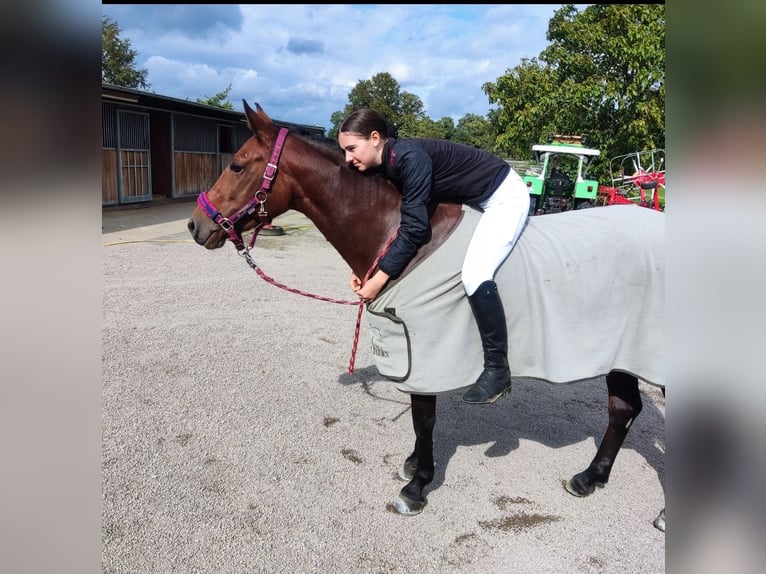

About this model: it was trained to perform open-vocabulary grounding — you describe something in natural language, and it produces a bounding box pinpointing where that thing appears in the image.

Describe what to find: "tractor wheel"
[576,200,594,209]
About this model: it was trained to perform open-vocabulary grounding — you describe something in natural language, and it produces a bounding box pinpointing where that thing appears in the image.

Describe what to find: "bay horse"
[187,101,666,531]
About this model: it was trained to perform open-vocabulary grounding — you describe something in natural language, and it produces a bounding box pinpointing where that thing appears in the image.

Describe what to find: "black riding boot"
[462,280,512,404]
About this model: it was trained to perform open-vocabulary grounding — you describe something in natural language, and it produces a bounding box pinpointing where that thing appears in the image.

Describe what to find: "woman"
[338,108,530,404]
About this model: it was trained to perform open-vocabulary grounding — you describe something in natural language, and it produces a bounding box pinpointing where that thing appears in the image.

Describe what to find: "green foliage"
[483,4,664,181]
[196,84,235,110]
[452,114,496,150]
[483,57,562,159]
[102,16,150,89]
[328,72,426,139]
[402,116,455,139]
[330,72,493,149]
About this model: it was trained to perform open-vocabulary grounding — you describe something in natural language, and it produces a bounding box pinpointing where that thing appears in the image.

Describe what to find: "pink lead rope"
[199,126,399,374]
[243,228,398,374]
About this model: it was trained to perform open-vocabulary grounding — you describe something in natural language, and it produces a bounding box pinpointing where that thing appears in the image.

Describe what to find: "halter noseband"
[196,127,289,252]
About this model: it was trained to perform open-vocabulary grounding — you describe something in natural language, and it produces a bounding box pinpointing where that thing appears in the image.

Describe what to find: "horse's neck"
[287,154,402,277]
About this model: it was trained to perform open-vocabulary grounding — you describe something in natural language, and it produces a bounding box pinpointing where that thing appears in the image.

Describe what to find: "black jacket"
[374,138,511,278]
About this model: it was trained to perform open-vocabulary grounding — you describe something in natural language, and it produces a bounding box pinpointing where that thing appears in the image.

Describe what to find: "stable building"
[102,83,326,206]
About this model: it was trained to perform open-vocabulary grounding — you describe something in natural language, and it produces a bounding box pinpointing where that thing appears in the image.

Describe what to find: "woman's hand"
[350,270,390,303]
[349,272,362,293]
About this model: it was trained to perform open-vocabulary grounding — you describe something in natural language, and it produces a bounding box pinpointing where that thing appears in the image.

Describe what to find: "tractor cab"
[523,134,601,215]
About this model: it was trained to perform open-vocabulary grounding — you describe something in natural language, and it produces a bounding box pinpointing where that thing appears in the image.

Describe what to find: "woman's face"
[338,131,383,172]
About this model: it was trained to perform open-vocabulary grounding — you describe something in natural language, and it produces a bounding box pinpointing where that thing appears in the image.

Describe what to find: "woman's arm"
[376,145,433,279]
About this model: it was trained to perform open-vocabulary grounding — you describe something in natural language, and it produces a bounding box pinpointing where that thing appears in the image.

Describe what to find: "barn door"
[117,109,151,203]
[218,124,234,174]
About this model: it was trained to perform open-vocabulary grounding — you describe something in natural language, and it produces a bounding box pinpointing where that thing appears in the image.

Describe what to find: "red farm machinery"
[521,135,665,215]
[596,148,665,211]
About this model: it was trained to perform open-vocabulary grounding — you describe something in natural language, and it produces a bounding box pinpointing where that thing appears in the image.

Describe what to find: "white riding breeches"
[461,169,530,295]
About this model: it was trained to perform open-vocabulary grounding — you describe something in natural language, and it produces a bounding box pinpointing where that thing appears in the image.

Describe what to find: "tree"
[102,16,150,89]
[403,116,455,139]
[483,57,559,159]
[453,113,497,151]
[196,84,235,110]
[483,4,664,179]
[328,72,426,139]
[329,72,503,155]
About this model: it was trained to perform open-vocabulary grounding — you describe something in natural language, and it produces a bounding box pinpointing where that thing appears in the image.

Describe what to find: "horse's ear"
[243,99,258,133]
[242,99,273,135]
[254,103,272,123]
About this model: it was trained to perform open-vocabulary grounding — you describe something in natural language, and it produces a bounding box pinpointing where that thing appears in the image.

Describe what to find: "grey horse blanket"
[366,205,664,394]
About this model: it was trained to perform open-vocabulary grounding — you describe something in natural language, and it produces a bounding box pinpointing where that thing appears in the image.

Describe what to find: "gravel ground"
[102,209,665,573]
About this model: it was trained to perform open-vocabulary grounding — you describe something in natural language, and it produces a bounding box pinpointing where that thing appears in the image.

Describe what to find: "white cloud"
[103,4,589,129]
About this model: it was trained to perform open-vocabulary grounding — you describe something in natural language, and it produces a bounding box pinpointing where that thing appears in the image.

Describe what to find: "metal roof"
[101,83,326,136]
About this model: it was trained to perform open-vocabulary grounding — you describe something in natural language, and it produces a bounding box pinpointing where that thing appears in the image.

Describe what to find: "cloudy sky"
[102,4,586,130]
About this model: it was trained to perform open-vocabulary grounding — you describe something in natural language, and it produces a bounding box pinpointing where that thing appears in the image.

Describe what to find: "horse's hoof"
[393,494,426,516]
[398,460,416,481]
[564,476,603,497]
[653,508,665,532]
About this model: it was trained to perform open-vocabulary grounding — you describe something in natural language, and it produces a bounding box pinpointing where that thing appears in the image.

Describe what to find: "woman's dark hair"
[339,108,398,138]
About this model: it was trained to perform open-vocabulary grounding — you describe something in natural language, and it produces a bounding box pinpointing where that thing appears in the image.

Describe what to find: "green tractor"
[522,134,601,216]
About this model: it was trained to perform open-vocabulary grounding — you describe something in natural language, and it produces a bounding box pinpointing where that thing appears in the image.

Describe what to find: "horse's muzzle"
[187,215,226,249]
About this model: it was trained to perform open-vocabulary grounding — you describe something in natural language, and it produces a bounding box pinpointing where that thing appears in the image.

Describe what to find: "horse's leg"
[565,370,643,496]
[398,451,418,482]
[393,394,436,516]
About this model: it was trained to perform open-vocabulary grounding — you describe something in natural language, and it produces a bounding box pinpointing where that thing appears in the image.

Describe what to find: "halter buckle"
[263,162,278,181]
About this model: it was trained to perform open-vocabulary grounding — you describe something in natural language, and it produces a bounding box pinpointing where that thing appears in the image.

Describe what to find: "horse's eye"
[230,164,243,174]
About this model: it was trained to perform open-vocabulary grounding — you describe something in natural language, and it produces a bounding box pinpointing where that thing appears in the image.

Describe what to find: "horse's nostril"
[187,218,196,234]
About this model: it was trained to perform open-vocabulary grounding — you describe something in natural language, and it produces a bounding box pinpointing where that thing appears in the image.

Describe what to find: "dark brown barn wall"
[150,110,172,199]
[173,152,218,197]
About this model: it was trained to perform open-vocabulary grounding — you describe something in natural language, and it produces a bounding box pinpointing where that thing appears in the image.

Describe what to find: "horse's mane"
[289,130,399,197]
[291,132,345,164]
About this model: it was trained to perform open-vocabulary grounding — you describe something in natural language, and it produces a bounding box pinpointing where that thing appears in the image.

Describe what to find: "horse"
[187,101,666,531]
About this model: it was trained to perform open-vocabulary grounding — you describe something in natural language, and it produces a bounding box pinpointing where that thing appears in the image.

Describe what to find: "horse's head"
[188,100,294,249]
